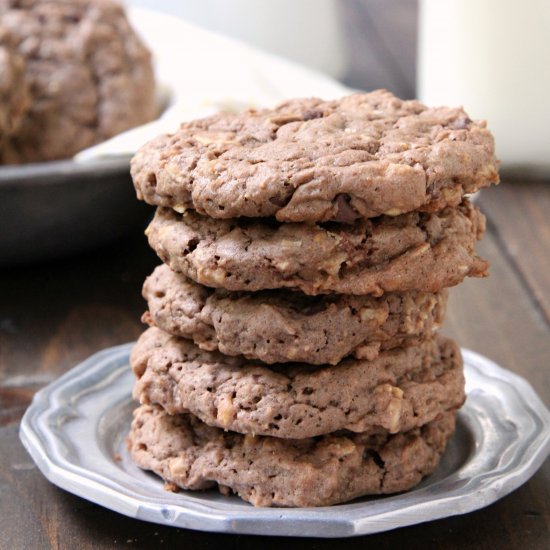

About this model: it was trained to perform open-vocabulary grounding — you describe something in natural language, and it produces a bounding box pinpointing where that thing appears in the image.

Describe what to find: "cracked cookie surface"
[0,0,157,163]
[131,89,498,222]
[131,328,464,439]
[146,200,487,295]
[128,404,456,507]
[142,264,447,364]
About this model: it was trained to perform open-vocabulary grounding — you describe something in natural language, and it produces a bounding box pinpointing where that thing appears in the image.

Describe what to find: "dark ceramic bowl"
[0,157,151,265]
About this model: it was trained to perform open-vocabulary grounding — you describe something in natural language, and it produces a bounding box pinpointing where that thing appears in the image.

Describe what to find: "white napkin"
[75,7,354,162]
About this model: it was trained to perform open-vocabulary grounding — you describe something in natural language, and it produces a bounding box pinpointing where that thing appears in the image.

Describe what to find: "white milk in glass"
[418,0,550,173]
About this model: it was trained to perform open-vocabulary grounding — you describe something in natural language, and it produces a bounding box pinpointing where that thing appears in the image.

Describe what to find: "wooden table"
[1,180,549,549]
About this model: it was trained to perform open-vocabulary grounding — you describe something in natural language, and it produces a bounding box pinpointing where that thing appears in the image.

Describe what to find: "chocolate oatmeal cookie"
[0,26,29,152]
[128,404,457,507]
[142,264,447,364]
[0,0,157,163]
[146,200,488,295]
[131,328,464,439]
[131,90,498,222]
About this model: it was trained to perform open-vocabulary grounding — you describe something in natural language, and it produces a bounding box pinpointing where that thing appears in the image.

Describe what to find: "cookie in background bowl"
[0,26,30,150]
[0,0,157,164]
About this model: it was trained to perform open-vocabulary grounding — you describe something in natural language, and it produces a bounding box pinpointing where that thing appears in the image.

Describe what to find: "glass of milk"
[417,0,550,174]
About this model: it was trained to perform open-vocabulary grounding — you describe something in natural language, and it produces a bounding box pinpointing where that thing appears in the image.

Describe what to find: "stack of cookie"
[127,91,498,507]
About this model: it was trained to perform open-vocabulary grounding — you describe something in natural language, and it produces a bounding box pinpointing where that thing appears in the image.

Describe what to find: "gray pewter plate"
[19,344,550,538]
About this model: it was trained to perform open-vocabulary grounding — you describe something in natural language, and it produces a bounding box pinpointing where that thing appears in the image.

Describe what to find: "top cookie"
[131,90,498,223]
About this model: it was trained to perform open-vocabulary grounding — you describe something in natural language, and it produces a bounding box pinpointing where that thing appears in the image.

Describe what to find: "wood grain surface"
[1,181,549,549]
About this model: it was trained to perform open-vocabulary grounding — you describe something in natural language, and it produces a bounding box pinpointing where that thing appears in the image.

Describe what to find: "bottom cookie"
[128,405,457,507]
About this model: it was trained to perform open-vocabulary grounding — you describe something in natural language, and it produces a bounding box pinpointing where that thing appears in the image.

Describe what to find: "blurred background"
[127,0,550,174]
[127,0,418,100]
